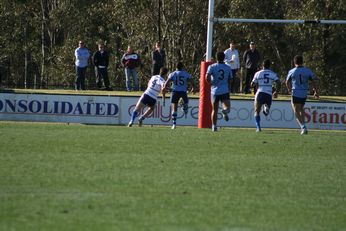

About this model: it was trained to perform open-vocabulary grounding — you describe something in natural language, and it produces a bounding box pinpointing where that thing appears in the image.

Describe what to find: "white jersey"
[144,75,165,99]
[252,69,279,95]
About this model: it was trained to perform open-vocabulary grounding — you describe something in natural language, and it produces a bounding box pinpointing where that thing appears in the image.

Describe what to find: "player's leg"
[170,92,179,129]
[128,100,144,127]
[220,93,230,122]
[171,103,178,129]
[291,99,307,134]
[211,94,219,131]
[181,93,189,115]
[137,95,157,126]
[254,99,262,132]
[138,105,155,125]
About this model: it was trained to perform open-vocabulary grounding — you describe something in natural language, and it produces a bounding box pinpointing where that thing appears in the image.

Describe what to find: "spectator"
[243,41,260,94]
[93,42,111,90]
[286,55,319,135]
[121,46,141,91]
[205,51,233,132]
[224,41,240,93]
[74,40,90,90]
[151,41,166,75]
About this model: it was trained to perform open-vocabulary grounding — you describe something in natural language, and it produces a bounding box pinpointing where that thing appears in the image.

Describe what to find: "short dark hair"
[263,59,271,69]
[216,51,225,62]
[176,62,184,70]
[294,55,303,65]
[159,67,168,76]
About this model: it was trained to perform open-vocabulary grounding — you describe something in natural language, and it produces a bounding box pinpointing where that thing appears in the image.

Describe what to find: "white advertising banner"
[0,93,345,130]
[120,96,346,130]
[0,93,120,124]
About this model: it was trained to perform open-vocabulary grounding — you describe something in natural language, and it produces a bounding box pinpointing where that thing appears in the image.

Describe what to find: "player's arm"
[163,78,172,92]
[251,81,257,89]
[285,79,292,95]
[205,73,212,84]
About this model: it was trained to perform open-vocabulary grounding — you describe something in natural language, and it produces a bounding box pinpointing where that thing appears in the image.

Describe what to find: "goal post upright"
[198,0,214,128]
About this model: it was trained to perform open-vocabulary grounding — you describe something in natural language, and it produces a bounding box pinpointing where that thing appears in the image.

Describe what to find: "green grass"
[0,122,345,231]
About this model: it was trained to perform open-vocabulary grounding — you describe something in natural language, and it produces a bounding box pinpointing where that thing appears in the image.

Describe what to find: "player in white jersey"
[251,59,280,132]
[128,67,168,127]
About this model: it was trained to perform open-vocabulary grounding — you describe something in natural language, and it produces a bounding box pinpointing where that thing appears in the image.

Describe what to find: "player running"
[251,59,280,132]
[286,55,319,135]
[163,62,195,129]
[128,67,168,127]
[205,51,233,132]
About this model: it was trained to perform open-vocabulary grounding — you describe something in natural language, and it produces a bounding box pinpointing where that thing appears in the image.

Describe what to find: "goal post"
[197,0,346,129]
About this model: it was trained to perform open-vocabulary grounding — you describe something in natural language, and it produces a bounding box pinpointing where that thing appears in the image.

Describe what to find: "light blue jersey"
[167,70,191,92]
[207,63,232,95]
[286,66,317,98]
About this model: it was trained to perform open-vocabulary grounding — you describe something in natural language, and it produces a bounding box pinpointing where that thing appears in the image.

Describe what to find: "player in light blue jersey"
[206,51,233,131]
[128,67,168,127]
[286,55,319,135]
[251,59,280,132]
[163,62,195,129]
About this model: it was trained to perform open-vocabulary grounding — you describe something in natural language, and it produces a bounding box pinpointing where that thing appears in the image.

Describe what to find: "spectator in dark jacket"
[243,41,260,94]
[151,41,166,75]
[121,46,141,91]
[93,42,111,90]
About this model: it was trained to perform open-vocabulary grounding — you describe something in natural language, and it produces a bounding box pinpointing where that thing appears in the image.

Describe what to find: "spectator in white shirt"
[224,41,240,93]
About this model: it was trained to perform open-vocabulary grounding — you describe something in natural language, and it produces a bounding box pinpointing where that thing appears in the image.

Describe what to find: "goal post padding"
[198,61,213,128]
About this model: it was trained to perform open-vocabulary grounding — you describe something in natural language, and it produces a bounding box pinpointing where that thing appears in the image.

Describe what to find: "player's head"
[229,41,236,49]
[294,55,303,66]
[160,67,168,76]
[263,59,271,69]
[216,51,225,63]
[176,62,184,70]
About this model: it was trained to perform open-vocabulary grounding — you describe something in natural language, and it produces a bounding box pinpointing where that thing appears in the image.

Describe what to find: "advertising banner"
[0,93,120,124]
[1,93,345,130]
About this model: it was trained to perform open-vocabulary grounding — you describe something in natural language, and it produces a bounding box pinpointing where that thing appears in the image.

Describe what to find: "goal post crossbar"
[214,18,346,25]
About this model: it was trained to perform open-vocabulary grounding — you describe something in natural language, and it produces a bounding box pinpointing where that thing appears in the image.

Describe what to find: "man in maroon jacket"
[121,46,141,91]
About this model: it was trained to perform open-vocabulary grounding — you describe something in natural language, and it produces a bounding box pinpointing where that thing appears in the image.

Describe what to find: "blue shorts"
[211,93,230,103]
[255,92,272,107]
[139,94,157,107]
[292,96,307,105]
[171,91,188,104]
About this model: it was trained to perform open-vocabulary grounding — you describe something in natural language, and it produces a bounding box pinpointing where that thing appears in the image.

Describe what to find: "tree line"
[0,0,346,95]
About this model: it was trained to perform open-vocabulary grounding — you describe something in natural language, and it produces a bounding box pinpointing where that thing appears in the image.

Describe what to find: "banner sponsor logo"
[0,99,118,116]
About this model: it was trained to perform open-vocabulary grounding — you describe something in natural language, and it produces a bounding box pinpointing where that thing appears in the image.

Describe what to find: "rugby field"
[0,122,345,231]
